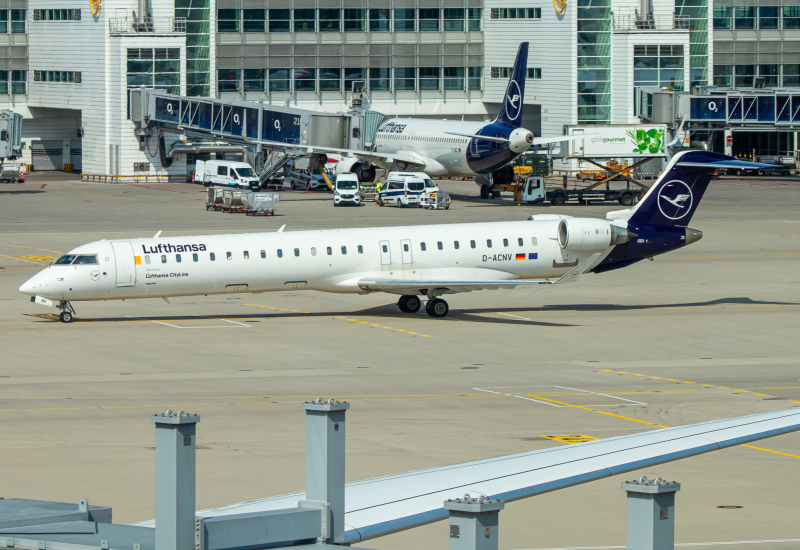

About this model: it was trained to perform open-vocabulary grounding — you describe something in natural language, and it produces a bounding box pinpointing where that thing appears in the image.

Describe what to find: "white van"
[377,172,439,207]
[196,160,261,190]
[333,174,361,206]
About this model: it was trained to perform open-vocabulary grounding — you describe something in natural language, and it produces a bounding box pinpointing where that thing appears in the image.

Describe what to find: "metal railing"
[612,13,691,31]
[108,17,186,34]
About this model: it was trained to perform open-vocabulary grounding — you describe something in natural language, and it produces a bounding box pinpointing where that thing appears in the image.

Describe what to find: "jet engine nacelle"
[335,158,376,182]
[557,218,631,251]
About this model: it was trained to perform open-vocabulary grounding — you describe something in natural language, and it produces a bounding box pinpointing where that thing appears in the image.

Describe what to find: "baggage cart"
[420,189,451,210]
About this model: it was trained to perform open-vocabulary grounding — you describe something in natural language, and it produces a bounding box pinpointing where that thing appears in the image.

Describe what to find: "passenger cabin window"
[244,251,249,259]
[226,252,232,260]
[470,240,476,249]
[421,242,427,251]
[145,255,151,264]
[327,247,333,255]
[487,239,492,248]
[437,241,443,250]
[294,248,300,257]
[358,245,363,254]
[341,246,347,254]
[193,253,198,262]
[311,247,317,256]
[382,244,388,253]
[210,253,216,261]
[403,243,409,252]
[454,241,459,249]
[260,250,266,258]
[503,238,509,247]
[531,237,538,245]
[176,254,181,263]
[161,255,167,263]
[217,166,227,176]
[518,238,524,246]
[277,249,283,258]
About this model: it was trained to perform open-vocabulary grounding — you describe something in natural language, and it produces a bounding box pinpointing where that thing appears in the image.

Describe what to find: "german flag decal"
[515,253,526,260]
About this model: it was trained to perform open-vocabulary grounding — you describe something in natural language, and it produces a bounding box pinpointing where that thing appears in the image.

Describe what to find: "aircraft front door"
[400,239,412,264]
[379,240,391,265]
[111,241,136,287]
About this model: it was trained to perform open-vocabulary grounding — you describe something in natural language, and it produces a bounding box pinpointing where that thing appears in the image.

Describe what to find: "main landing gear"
[57,301,76,323]
[396,295,449,318]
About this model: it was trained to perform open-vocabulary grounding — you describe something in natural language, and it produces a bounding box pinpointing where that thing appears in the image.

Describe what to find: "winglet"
[554,253,600,284]
[154,230,162,238]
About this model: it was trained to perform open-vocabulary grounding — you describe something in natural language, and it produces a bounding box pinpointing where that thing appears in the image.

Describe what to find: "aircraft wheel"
[480,185,491,199]
[59,311,74,323]
[425,298,449,318]
[398,295,421,313]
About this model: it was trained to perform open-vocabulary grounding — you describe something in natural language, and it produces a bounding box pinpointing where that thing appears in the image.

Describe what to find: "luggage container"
[241,192,279,216]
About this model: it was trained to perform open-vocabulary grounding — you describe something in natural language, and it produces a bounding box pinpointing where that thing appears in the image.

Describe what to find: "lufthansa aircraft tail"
[609,151,780,228]
[494,42,528,128]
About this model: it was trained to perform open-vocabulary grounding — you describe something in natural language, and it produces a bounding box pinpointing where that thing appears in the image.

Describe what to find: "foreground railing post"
[152,410,200,550]
[622,476,681,550]
[444,496,504,550]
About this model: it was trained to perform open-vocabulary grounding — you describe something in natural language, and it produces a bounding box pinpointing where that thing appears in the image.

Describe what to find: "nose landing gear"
[57,301,76,323]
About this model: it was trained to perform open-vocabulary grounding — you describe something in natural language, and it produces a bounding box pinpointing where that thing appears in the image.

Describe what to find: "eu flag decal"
[528,253,538,259]
[515,253,526,260]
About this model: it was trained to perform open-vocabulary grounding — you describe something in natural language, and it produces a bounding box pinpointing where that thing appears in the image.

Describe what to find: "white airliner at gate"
[111,242,136,287]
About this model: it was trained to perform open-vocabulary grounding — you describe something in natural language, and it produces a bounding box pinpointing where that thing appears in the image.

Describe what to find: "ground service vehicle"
[521,176,643,206]
[333,174,362,206]
[0,109,23,182]
[196,160,261,190]
[377,172,439,207]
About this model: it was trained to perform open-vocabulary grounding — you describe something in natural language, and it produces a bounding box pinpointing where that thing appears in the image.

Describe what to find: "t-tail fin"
[494,42,528,128]
[609,151,779,227]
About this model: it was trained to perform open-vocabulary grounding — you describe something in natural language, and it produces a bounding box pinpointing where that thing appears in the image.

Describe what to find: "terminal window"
[33,9,81,21]
[0,10,26,33]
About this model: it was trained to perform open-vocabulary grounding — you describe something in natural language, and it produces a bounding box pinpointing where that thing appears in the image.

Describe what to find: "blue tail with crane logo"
[494,42,528,129]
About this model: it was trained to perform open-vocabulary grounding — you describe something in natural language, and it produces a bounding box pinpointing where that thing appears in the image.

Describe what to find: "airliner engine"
[336,157,376,182]
[557,219,631,251]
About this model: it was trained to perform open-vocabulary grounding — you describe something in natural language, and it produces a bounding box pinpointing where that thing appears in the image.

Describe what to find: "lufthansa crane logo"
[505,80,522,121]
[657,180,693,220]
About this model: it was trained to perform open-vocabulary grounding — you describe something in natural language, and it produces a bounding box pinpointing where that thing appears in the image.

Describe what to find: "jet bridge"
[129,89,385,184]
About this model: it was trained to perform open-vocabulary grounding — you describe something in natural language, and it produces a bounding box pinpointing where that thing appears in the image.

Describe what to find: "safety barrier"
[81,173,192,183]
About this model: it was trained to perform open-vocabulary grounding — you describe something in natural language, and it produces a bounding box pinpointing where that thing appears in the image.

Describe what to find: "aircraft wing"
[252,138,427,170]
[162,408,800,543]
[356,254,599,295]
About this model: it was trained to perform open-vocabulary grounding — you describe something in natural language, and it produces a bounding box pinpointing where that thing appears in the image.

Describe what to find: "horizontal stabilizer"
[679,159,786,170]
[152,408,800,543]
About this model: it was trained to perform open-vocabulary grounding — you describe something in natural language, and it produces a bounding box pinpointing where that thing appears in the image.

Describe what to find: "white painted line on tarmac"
[521,539,800,549]
[554,385,647,405]
[496,312,532,321]
[220,318,251,327]
[473,387,563,408]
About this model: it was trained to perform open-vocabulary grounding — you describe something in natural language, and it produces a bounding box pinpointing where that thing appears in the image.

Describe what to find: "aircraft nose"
[19,276,37,296]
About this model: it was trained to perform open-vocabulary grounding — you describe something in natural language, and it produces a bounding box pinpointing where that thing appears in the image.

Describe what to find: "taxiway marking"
[334,315,431,337]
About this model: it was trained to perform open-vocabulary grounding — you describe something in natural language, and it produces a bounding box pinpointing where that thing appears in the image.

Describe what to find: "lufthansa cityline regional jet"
[19,152,771,323]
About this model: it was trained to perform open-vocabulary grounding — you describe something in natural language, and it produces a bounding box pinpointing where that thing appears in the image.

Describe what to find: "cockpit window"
[73,255,98,265]
[54,255,77,265]
[54,254,97,265]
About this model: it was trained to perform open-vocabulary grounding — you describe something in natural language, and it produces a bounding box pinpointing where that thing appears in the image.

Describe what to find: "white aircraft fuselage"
[19,220,591,302]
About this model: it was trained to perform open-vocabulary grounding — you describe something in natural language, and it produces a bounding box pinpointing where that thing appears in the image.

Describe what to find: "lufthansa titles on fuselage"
[141,243,207,254]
